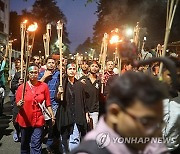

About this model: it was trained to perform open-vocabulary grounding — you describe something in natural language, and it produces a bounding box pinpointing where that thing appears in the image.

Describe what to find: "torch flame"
[110,35,120,44]
[23,20,28,24]
[27,22,38,32]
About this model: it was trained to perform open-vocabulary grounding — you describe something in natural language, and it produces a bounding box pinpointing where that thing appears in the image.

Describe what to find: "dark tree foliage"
[10,0,70,56]
[9,11,21,51]
[93,0,180,51]
[75,37,92,54]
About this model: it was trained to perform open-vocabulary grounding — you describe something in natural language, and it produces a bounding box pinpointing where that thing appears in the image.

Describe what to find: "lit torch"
[57,20,63,101]
[21,22,38,103]
[109,33,122,75]
[20,20,28,79]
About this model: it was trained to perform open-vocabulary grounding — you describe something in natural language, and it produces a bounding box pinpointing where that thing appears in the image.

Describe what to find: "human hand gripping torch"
[101,33,108,94]
[57,21,63,101]
[21,22,38,104]
[20,20,27,79]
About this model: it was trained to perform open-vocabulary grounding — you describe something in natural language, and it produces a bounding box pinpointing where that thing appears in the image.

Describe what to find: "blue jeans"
[20,127,43,154]
[68,123,80,151]
[89,112,99,129]
[52,104,59,116]
[60,124,81,153]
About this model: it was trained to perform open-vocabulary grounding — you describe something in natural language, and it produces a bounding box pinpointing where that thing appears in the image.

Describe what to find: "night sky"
[10,0,98,52]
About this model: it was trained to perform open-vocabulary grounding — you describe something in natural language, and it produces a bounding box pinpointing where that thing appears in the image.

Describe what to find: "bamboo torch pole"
[21,23,38,102]
[57,21,63,101]
[43,34,47,58]
[101,33,108,94]
[158,0,179,78]
[20,20,27,79]
[99,40,104,64]
[8,41,12,88]
[46,23,51,57]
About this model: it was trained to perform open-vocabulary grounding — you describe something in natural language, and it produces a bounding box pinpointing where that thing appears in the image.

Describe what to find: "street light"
[126,28,133,37]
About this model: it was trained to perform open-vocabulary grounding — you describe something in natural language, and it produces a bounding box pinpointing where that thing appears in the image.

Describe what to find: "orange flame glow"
[110,35,120,44]
[27,22,38,32]
[23,20,28,24]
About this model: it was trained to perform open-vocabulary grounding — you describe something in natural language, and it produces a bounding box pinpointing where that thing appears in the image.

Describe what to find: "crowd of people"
[0,53,179,154]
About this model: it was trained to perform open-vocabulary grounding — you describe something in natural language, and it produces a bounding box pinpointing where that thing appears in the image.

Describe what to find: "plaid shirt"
[38,70,60,106]
[103,71,115,86]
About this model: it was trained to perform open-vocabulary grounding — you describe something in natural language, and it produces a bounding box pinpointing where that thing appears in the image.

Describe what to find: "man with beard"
[101,60,117,115]
[103,60,117,95]
[76,60,89,79]
[71,72,169,154]
[38,55,60,152]
[80,61,101,129]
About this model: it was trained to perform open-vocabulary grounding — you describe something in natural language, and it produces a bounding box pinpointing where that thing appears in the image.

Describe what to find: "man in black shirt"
[80,61,101,129]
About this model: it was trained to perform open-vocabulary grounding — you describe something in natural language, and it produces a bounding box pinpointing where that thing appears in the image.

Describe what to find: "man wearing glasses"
[72,71,169,154]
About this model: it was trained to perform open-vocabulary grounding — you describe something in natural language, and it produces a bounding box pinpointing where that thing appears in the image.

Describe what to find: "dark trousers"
[20,127,43,154]
[45,119,60,149]
[12,98,21,137]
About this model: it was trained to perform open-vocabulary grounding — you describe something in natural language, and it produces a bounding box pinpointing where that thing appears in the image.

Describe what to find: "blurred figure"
[121,61,133,74]
[152,63,160,76]
[8,58,21,141]
[72,72,169,154]
[161,59,180,154]
[141,47,152,60]
[0,55,7,116]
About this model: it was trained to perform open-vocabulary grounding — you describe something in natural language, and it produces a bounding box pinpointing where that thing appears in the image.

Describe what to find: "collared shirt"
[76,69,89,80]
[16,81,51,127]
[38,70,60,107]
[84,116,169,154]
[103,71,115,86]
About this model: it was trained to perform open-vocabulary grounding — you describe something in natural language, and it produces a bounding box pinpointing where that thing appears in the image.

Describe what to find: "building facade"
[0,0,9,46]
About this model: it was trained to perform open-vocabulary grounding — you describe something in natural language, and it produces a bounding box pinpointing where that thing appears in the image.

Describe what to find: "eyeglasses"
[121,106,165,135]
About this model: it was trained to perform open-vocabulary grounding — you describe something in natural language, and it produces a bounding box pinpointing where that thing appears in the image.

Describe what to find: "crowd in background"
[0,51,179,154]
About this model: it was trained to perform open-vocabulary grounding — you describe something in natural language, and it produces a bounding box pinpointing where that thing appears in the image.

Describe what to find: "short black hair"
[107,71,168,108]
[45,55,55,63]
[89,60,100,68]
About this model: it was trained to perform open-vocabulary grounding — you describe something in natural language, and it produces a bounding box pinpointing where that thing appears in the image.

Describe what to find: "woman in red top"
[16,64,55,154]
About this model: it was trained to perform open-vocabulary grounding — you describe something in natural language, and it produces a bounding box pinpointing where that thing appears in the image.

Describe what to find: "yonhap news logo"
[96,132,111,148]
[95,132,176,148]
